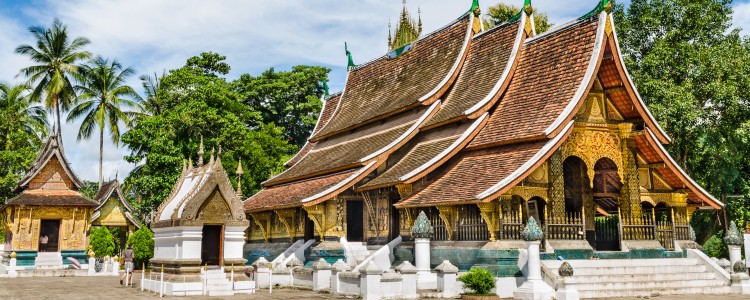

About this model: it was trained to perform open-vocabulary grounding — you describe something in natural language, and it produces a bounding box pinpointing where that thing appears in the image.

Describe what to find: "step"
[574,278,727,291]
[207,290,234,296]
[578,286,732,298]
[566,271,716,284]
[543,258,698,269]
[557,265,707,276]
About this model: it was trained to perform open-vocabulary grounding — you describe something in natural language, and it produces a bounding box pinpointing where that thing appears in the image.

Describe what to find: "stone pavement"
[0,275,749,300]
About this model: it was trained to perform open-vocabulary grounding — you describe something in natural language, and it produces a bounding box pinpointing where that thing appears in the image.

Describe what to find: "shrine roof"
[285,93,342,168]
[16,134,83,192]
[311,14,472,140]
[94,180,136,213]
[264,102,438,187]
[396,121,573,208]
[468,16,602,149]
[423,18,523,128]
[245,169,360,213]
[3,189,97,208]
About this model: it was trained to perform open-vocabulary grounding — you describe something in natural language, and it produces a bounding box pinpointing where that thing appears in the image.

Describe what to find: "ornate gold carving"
[524,16,533,35]
[620,141,641,217]
[641,192,673,207]
[560,128,624,186]
[197,190,232,224]
[527,162,548,183]
[477,202,498,241]
[275,209,297,242]
[606,98,625,121]
[509,186,549,202]
[250,213,271,243]
[605,17,613,37]
[548,150,566,220]
[651,172,673,190]
[29,157,73,190]
[395,184,413,199]
[303,204,326,239]
[436,205,457,240]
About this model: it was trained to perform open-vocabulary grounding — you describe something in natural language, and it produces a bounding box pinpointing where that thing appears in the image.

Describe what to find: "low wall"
[243,242,293,266]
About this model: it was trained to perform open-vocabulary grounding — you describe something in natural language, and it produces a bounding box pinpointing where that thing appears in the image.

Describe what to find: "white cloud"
[5,0,604,182]
[733,1,750,36]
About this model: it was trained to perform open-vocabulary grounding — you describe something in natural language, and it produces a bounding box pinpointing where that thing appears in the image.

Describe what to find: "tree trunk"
[99,126,104,188]
[54,94,62,137]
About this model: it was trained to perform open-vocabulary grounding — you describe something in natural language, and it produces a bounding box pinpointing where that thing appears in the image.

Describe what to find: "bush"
[458,267,496,295]
[127,227,154,269]
[703,232,728,259]
[89,226,116,257]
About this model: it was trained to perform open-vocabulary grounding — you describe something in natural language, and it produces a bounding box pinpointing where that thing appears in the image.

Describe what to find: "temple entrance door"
[591,158,623,251]
[39,220,60,252]
[389,197,400,240]
[346,201,364,242]
[563,156,590,242]
[201,225,223,266]
[302,210,316,241]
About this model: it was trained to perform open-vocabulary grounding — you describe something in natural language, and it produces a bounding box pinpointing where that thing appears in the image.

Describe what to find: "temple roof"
[15,133,83,192]
[284,92,342,168]
[246,169,360,212]
[3,189,97,208]
[311,14,472,140]
[92,180,141,227]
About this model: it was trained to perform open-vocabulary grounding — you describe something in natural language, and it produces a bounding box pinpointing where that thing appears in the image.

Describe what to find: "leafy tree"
[136,71,166,118]
[126,226,154,269]
[234,66,329,148]
[614,0,750,235]
[122,52,293,215]
[78,180,100,200]
[89,226,116,257]
[0,83,47,203]
[483,2,552,33]
[15,18,91,137]
[67,57,138,188]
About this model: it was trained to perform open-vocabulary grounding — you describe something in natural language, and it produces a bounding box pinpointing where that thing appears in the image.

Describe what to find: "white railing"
[280,239,315,266]
[272,239,304,264]
[339,237,357,266]
[352,236,402,273]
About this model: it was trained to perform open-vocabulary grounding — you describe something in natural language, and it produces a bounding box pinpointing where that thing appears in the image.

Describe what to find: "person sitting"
[40,234,49,252]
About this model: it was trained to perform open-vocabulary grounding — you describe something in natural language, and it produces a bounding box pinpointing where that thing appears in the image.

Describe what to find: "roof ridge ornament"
[509,0,532,23]
[471,0,483,34]
[580,0,611,20]
[345,42,356,71]
[197,135,205,166]
[388,0,421,52]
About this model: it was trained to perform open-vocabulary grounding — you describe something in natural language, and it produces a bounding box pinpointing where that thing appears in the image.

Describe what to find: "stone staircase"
[348,242,378,265]
[35,252,63,270]
[202,268,233,296]
[542,258,732,298]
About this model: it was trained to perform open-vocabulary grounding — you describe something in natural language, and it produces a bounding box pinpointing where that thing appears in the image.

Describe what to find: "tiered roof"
[92,180,141,227]
[2,134,96,209]
[245,0,722,213]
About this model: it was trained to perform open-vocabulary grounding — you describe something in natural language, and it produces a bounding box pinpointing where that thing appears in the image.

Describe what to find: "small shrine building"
[91,180,141,251]
[243,0,722,270]
[0,134,96,268]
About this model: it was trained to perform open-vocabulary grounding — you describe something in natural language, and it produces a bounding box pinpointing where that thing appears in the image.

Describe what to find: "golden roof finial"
[197,135,204,166]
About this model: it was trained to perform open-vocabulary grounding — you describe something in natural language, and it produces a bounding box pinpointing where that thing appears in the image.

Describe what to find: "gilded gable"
[198,188,233,224]
[29,157,74,190]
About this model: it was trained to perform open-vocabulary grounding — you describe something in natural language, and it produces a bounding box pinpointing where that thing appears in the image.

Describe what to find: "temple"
[92,180,141,250]
[0,133,96,268]
[244,0,721,280]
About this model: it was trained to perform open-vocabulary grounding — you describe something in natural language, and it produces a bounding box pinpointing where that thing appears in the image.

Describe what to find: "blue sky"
[1,0,749,182]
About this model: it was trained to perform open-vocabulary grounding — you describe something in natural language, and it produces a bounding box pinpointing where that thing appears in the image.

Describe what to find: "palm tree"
[0,83,48,149]
[67,57,138,187]
[138,72,165,117]
[16,18,91,138]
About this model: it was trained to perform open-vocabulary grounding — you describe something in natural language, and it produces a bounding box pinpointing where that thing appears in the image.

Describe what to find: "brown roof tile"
[312,16,471,140]
[396,139,549,207]
[245,169,358,212]
[264,110,423,186]
[469,18,600,148]
[423,20,521,128]
[285,93,342,167]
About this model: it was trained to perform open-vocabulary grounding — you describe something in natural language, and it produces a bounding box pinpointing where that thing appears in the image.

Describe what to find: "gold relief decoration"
[509,186,549,202]
[651,172,672,190]
[671,193,688,207]
[524,15,533,36]
[29,157,73,190]
[606,98,625,121]
[303,204,326,239]
[548,150,566,220]
[560,128,623,186]
[436,205,457,241]
[641,192,673,207]
[275,209,297,241]
[197,190,232,224]
[638,169,651,190]
[395,184,413,199]
[477,201,499,241]
[620,143,642,217]
[527,162,548,183]
[605,16,613,37]
[250,213,271,243]
[335,197,345,231]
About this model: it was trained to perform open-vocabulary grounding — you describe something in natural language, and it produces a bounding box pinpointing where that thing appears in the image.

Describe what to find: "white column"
[729,245,743,269]
[414,238,431,274]
[88,257,96,276]
[331,259,350,294]
[514,240,554,300]
[745,233,750,268]
[556,277,580,300]
[253,257,271,289]
[359,262,382,300]
[112,256,120,276]
[8,253,17,277]
[312,259,332,292]
[223,226,246,261]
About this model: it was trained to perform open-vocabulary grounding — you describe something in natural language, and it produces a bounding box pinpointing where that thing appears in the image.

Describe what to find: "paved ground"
[0,275,749,299]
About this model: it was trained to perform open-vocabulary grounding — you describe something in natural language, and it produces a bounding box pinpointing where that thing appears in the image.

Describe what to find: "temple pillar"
[618,124,641,218]
[303,204,327,240]
[436,206,457,241]
[477,202,499,241]
[548,150,566,221]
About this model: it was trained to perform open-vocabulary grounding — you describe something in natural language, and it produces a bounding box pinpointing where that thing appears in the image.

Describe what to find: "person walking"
[120,244,135,286]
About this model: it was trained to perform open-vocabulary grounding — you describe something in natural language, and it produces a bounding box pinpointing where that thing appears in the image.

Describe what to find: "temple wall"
[2,206,91,251]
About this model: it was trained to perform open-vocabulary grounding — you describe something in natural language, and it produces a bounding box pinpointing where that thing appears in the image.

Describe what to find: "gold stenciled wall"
[2,206,91,251]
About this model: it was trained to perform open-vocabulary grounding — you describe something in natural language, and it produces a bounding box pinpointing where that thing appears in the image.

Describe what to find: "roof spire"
[581,0,611,19]
[322,80,330,98]
[388,0,421,51]
[417,6,422,34]
[471,0,482,33]
[209,146,215,165]
[197,135,204,166]
[182,158,187,174]
[235,158,244,199]
[345,42,356,71]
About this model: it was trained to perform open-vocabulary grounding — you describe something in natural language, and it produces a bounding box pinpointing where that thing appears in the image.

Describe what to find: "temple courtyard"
[0,276,747,300]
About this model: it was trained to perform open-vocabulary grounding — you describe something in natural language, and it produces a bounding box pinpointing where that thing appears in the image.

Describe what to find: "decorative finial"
[417,6,422,34]
[345,42,355,71]
[725,221,743,246]
[521,217,544,241]
[411,211,433,239]
[197,135,205,166]
[559,261,574,276]
[218,144,222,156]
[236,158,244,198]
[236,158,244,176]
[388,19,393,49]
[322,80,330,98]
[689,226,696,241]
[581,0,611,20]
[209,146,215,165]
[734,260,748,273]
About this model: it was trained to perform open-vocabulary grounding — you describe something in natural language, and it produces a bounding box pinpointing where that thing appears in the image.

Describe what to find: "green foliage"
[122,52,295,216]
[703,231,728,259]
[458,267,496,295]
[15,18,91,137]
[127,226,154,269]
[78,180,99,200]
[483,3,552,33]
[89,226,116,257]
[234,65,329,148]
[0,83,47,204]
[614,0,750,232]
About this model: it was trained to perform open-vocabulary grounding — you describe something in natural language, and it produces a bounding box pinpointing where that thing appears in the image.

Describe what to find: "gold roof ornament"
[388,0,422,51]
[197,135,205,167]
